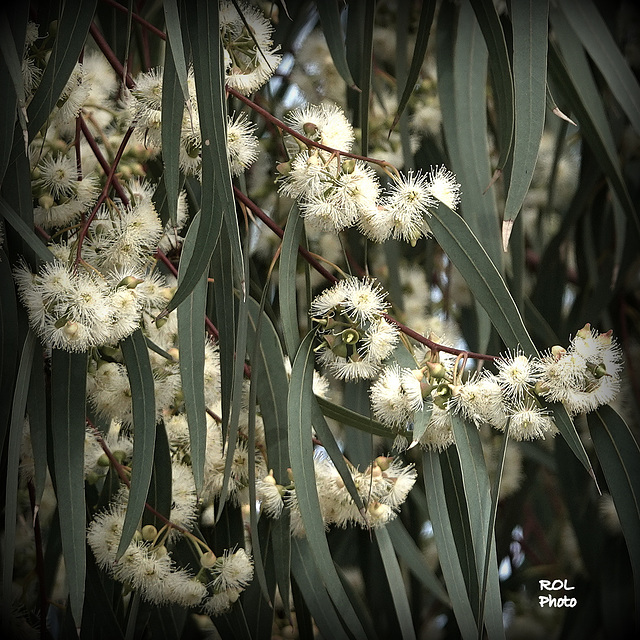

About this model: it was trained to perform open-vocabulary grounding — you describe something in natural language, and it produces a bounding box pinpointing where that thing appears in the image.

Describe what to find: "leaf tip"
[552,106,577,127]
[484,169,502,194]
[502,219,515,252]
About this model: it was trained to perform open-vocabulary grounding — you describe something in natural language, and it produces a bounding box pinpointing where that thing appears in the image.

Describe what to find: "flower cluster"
[86,486,253,615]
[368,320,622,447]
[126,65,260,180]
[310,277,399,380]
[220,0,282,95]
[277,102,460,243]
[256,452,417,535]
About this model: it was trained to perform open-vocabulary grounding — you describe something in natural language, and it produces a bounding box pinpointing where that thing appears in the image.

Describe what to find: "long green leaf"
[374,526,417,640]
[118,329,156,557]
[0,5,28,187]
[316,395,399,439]
[558,0,640,137]
[437,1,502,268]
[550,402,597,481]
[314,0,358,90]
[0,196,54,263]
[27,344,48,505]
[288,330,367,640]
[502,0,549,241]
[27,0,97,138]
[588,406,640,627]
[280,203,304,359]
[177,213,207,493]
[449,415,505,639]
[143,422,172,530]
[311,399,365,514]
[163,0,191,103]
[469,0,513,170]
[161,38,186,228]
[169,1,240,313]
[290,537,351,640]
[0,249,19,459]
[385,518,449,605]
[50,348,88,627]
[547,12,638,232]
[391,0,436,133]
[429,202,536,354]
[0,11,27,147]
[2,330,36,626]
[422,450,478,638]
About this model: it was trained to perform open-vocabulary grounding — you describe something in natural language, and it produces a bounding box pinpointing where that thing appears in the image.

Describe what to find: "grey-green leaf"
[118,329,156,557]
[177,213,207,493]
[428,202,537,355]
[587,406,640,622]
[50,348,88,626]
[503,0,549,238]
[558,0,640,137]
[27,0,97,138]
[288,330,367,640]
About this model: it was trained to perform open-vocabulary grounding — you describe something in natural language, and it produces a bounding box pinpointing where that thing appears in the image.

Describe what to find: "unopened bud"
[118,275,143,289]
[302,122,318,136]
[342,159,356,174]
[167,347,179,361]
[425,361,447,379]
[38,194,54,211]
[97,453,111,467]
[375,456,391,471]
[155,316,168,329]
[200,550,217,568]
[551,345,566,361]
[263,470,277,486]
[141,524,157,541]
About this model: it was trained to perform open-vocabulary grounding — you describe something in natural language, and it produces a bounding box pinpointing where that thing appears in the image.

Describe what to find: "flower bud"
[342,159,356,174]
[551,345,566,361]
[263,470,277,485]
[141,524,157,541]
[303,122,318,136]
[375,456,391,471]
[97,453,111,467]
[576,323,592,340]
[63,321,79,337]
[167,347,179,361]
[200,550,217,568]
[276,161,291,175]
[425,361,447,380]
[118,275,143,289]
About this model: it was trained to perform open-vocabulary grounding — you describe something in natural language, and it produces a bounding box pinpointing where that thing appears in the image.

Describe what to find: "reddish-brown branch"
[75,127,134,265]
[99,0,167,41]
[86,419,192,536]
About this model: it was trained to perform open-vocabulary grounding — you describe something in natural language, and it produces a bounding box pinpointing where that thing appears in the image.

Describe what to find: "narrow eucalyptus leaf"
[118,330,156,557]
[51,348,88,626]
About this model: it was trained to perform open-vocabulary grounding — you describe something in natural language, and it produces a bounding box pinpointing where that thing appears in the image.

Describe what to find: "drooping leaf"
[449,415,505,639]
[502,0,549,241]
[290,537,352,640]
[588,406,640,627]
[177,212,207,493]
[391,0,436,134]
[169,1,241,313]
[117,329,156,557]
[422,449,478,638]
[280,203,304,359]
[548,10,638,233]
[315,0,358,90]
[558,0,640,137]
[385,518,450,605]
[316,395,398,439]
[50,348,88,626]
[288,330,368,640]
[0,197,54,263]
[161,38,186,228]
[27,343,48,506]
[0,249,19,459]
[428,202,537,355]
[469,0,514,170]
[27,0,97,138]
[2,330,36,627]
[374,526,417,640]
